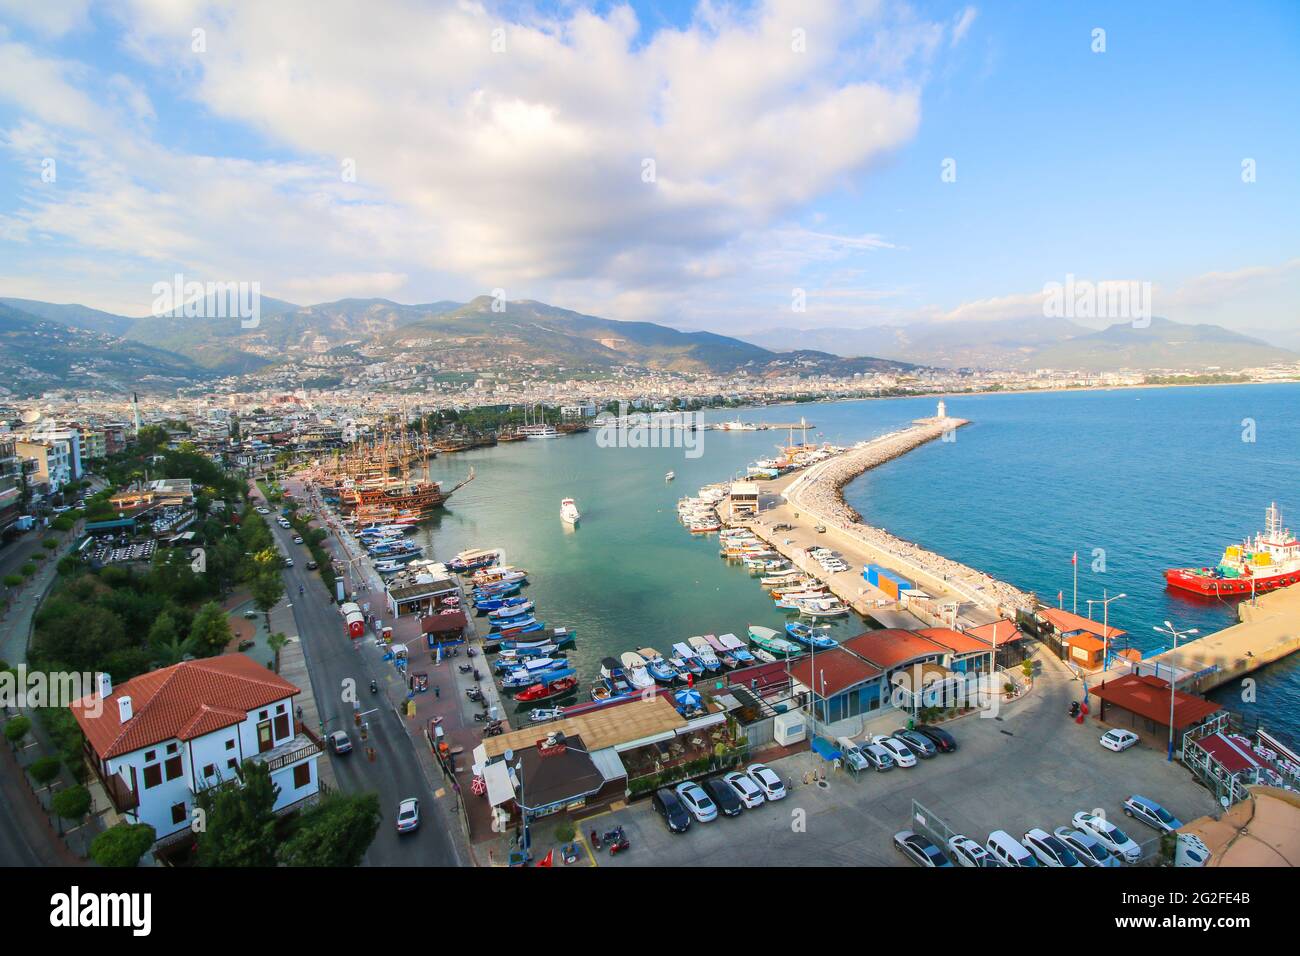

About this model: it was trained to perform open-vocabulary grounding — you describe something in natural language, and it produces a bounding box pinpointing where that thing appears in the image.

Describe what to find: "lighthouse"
[937,399,946,420]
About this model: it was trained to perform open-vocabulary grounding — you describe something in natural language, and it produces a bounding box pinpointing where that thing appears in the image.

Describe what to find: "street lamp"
[1087,591,1126,671]
[1153,620,1198,762]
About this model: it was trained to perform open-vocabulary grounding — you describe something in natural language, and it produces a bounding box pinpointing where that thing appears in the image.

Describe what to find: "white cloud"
[950,6,977,47]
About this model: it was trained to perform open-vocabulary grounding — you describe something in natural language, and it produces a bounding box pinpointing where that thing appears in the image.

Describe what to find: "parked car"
[1124,795,1183,833]
[1100,728,1139,752]
[948,835,998,868]
[985,830,1039,867]
[871,735,917,768]
[1072,811,1142,863]
[652,787,692,833]
[255,506,269,515]
[860,741,896,771]
[329,731,353,754]
[722,771,765,809]
[893,729,938,758]
[1023,828,1085,867]
[674,781,719,823]
[396,797,420,833]
[814,525,827,533]
[702,776,744,816]
[1053,827,1122,867]
[835,737,870,772]
[746,763,786,800]
[913,724,957,753]
[893,830,952,867]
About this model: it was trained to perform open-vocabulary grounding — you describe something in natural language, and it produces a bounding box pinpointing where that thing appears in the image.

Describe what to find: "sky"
[0,0,1297,345]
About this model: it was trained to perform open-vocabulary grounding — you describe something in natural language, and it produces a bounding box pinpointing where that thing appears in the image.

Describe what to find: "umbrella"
[675,689,702,710]
[471,775,487,796]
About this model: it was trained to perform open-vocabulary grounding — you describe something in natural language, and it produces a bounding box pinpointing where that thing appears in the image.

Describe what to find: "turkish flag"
[539,849,554,868]
[1071,552,1077,566]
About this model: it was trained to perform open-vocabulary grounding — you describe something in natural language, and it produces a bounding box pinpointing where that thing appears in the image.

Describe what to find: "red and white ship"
[1165,503,1300,597]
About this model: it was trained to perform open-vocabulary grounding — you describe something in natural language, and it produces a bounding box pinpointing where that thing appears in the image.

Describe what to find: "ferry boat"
[1165,504,1300,597]
[560,497,581,524]
[521,424,559,439]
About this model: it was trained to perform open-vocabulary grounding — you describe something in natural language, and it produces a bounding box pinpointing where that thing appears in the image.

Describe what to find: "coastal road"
[253,489,462,867]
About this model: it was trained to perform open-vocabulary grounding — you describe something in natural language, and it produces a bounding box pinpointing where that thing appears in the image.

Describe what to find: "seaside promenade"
[737,416,1032,630]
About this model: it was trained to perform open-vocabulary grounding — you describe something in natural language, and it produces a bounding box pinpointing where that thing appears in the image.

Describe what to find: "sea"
[411,383,1300,737]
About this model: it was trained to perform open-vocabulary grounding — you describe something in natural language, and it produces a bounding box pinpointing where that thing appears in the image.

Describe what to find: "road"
[253,487,463,866]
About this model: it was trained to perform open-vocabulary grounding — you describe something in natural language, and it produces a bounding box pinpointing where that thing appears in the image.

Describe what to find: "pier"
[732,414,1033,630]
[1144,582,1300,694]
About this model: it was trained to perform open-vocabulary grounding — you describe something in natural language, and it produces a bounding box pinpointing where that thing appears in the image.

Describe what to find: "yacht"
[560,497,581,524]
[522,424,559,439]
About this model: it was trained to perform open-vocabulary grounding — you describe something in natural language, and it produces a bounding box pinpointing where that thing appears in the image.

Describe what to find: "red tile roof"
[841,629,948,669]
[964,619,1028,646]
[1090,673,1220,730]
[71,655,300,759]
[914,627,997,656]
[1037,607,1127,639]
[787,648,882,698]
[1065,631,1106,653]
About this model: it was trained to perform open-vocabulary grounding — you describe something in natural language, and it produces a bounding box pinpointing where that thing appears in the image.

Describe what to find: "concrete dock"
[1148,583,1300,694]
[731,417,1032,630]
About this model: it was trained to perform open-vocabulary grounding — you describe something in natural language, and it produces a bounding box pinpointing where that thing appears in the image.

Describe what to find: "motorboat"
[499,628,575,651]
[670,642,706,676]
[702,634,738,669]
[799,599,850,618]
[474,594,530,612]
[592,658,635,702]
[716,633,756,665]
[636,647,684,684]
[472,566,528,586]
[502,663,573,689]
[492,618,545,636]
[687,636,723,673]
[786,621,838,649]
[494,652,565,674]
[494,643,558,663]
[472,581,521,600]
[665,471,675,481]
[529,707,565,723]
[560,497,581,524]
[619,651,656,690]
[514,676,578,702]
[448,548,501,573]
[747,625,804,659]
[488,600,535,620]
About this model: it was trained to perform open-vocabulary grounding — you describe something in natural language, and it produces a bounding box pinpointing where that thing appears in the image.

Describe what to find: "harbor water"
[412,383,1300,734]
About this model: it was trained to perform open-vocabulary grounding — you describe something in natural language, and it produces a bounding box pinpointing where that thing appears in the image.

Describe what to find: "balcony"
[248,733,321,773]
[84,748,139,814]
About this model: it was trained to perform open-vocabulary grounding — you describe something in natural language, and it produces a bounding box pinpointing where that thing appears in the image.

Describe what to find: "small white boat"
[665,471,675,481]
[687,636,723,672]
[619,652,656,690]
[560,497,581,524]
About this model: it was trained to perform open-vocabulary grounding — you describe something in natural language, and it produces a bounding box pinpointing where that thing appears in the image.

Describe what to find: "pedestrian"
[434,684,440,699]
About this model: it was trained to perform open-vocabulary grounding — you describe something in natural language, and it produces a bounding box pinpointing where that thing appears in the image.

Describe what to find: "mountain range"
[0,292,1291,396]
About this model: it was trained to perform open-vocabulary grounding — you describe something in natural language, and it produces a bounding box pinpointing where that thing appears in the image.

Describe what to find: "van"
[985,830,1039,867]
[836,737,869,772]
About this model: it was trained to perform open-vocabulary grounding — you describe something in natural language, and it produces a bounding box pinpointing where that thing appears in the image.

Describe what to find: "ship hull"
[1164,567,1300,598]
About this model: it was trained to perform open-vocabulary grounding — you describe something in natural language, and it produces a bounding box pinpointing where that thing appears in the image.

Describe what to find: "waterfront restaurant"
[787,648,884,723]
[964,619,1032,668]
[1088,673,1222,749]
[386,578,458,619]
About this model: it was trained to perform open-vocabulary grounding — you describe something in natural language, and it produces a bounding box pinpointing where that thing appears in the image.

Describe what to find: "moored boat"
[716,633,756,665]
[636,647,684,684]
[786,621,838,649]
[514,675,579,702]
[670,642,706,676]
[747,625,804,659]
[1165,503,1300,597]
[619,651,656,690]
[687,636,723,672]
[560,497,581,525]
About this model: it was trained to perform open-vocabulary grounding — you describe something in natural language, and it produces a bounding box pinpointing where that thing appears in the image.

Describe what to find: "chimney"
[97,672,112,700]
[118,696,133,723]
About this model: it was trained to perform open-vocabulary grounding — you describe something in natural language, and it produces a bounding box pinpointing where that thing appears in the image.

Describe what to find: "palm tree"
[151,634,197,668]
[267,632,288,673]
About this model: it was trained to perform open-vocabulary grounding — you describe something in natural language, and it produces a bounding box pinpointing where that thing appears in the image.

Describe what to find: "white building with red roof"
[70,655,321,843]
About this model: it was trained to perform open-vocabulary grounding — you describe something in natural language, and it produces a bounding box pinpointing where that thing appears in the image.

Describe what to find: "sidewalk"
[269,596,337,793]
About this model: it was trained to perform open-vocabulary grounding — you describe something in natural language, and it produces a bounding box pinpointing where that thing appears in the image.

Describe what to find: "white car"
[871,735,917,768]
[1054,827,1122,867]
[1072,811,1142,863]
[947,835,997,868]
[1023,827,1085,868]
[745,763,786,801]
[674,781,718,823]
[723,771,765,809]
[256,506,270,515]
[395,797,420,833]
[1100,728,1139,752]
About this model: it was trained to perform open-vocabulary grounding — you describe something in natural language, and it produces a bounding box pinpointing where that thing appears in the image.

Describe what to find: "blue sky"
[0,0,1296,344]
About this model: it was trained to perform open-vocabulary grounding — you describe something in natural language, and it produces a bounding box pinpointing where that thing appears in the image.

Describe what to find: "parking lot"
[576,654,1220,867]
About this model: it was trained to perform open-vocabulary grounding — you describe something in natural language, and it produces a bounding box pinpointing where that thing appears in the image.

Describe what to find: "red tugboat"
[1165,503,1300,598]
[514,676,578,703]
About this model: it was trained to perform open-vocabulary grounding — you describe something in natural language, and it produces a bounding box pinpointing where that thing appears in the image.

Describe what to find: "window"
[144,750,156,763]
[171,802,187,825]
[227,758,237,771]
[164,755,183,781]
[273,713,291,741]
[259,710,268,720]
[142,764,162,789]
[166,742,178,754]
[276,703,286,714]
[202,764,216,778]
[225,739,235,751]
[293,763,311,789]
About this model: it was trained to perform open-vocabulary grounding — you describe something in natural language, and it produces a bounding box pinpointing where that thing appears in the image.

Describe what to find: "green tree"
[4,716,32,747]
[29,755,62,791]
[149,611,197,667]
[251,570,284,632]
[90,822,157,867]
[196,760,280,867]
[267,632,288,673]
[278,792,380,867]
[189,601,234,656]
[51,785,91,830]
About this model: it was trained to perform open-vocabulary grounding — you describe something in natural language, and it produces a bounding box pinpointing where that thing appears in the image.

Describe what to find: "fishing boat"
[689,519,722,533]
[592,658,635,702]
[687,636,723,673]
[751,646,778,664]
[472,565,528,585]
[488,600,535,621]
[798,598,850,618]
[502,663,572,689]
[494,651,565,674]
[529,707,565,723]
[514,675,579,702]
[474,594,530,612]
[786,621,838,649]
[702,634,739,668]
[499,628,576,651]
[472,581,522,599]
[490,614,539,633]
[493,643,558,663]
[636,647,684,684]
[670,642,706,676]
[619,652,656,690]
[560,497,581,525]
[747,625,804,659]
[716,633,756,665]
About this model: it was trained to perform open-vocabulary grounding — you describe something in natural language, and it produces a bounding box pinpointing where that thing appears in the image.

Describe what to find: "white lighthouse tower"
[936,399,947,420]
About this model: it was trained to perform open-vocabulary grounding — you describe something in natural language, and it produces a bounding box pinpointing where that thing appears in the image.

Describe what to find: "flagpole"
[1072,552,1078,615]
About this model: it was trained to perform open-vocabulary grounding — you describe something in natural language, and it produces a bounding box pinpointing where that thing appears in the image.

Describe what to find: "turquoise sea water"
[413,384,1300,734]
